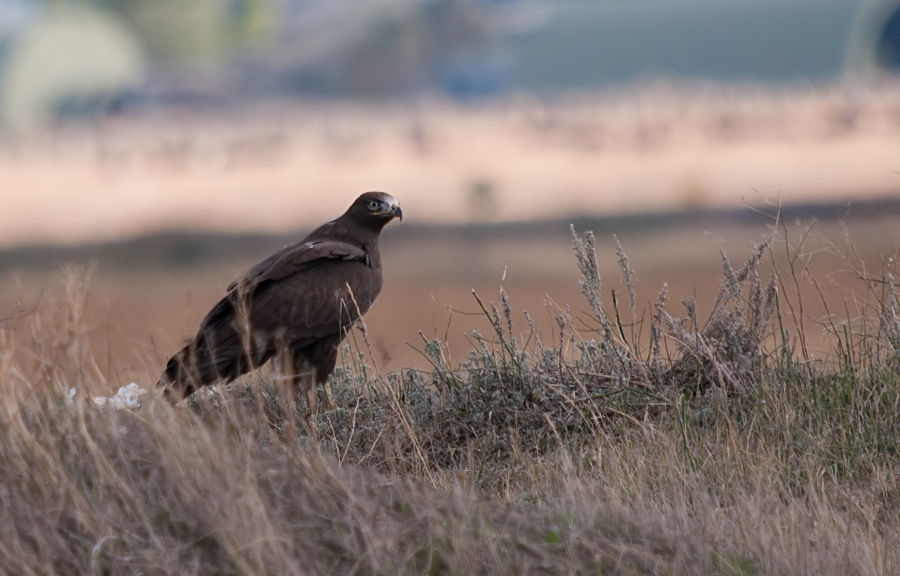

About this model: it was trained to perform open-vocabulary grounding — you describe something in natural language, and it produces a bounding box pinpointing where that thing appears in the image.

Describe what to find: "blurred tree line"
[61,0,504,95]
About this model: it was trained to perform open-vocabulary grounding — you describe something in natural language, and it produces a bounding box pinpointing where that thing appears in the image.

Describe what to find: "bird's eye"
[368,200,380,210]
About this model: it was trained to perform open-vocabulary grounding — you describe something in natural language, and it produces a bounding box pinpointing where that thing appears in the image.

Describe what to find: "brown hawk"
[158,192,402,401]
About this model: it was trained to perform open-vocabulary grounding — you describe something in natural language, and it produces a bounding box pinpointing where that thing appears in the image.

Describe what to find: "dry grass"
[4,209,900,378]
[2,221,900,574]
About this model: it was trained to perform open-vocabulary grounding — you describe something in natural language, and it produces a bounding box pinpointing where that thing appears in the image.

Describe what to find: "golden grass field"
[2,85,900,574]
[0,83,898,246]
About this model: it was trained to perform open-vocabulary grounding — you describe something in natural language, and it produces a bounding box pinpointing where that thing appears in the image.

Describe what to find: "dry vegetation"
[2,223,900,575]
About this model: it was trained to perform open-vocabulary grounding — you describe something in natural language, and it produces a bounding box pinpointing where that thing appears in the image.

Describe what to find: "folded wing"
[161,240,374,398]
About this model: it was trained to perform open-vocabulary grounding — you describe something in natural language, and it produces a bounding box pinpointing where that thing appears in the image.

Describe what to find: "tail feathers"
[159,295,276,402]
[159,337,274,402]
[159,342,232,400]
[158,344,204,402]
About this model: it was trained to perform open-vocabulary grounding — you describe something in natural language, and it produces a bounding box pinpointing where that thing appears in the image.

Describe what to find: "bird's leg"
[283,354,319,439]
[270,347,301,444]
[287,348,330,413]
[295,376,319,443]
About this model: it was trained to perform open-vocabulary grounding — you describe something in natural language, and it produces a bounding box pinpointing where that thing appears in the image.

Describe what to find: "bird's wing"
[247,260,380,345]
[227,240,369,294]
[184,242,375,380]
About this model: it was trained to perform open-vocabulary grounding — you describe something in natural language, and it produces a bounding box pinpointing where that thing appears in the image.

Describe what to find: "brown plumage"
[158,192,402,401]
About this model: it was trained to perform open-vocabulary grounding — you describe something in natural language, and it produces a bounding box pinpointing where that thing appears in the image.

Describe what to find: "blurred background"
[1,0,899,383]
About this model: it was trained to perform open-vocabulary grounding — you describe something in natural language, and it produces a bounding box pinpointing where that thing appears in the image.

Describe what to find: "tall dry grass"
[2,223,900,574]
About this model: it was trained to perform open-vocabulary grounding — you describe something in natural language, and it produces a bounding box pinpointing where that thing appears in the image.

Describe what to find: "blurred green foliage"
[86,0,278,60]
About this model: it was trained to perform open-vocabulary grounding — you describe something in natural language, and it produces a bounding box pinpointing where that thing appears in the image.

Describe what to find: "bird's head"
[346,192,402,231]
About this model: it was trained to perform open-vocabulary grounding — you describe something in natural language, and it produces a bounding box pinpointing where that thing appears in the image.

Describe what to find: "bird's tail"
[157,344,197,403]
[158,295,281,403]
[158,335,274,403]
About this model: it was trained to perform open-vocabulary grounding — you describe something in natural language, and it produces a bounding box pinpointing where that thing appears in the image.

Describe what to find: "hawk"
[158,192,402,401]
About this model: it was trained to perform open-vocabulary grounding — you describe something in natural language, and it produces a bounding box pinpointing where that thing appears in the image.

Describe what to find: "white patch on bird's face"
[370,194,400,216]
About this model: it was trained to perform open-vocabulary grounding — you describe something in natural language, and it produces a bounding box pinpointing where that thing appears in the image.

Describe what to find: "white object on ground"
[91,383,147,410]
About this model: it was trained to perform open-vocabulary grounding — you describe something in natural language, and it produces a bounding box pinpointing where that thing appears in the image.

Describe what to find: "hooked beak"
[376,199,402,221]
